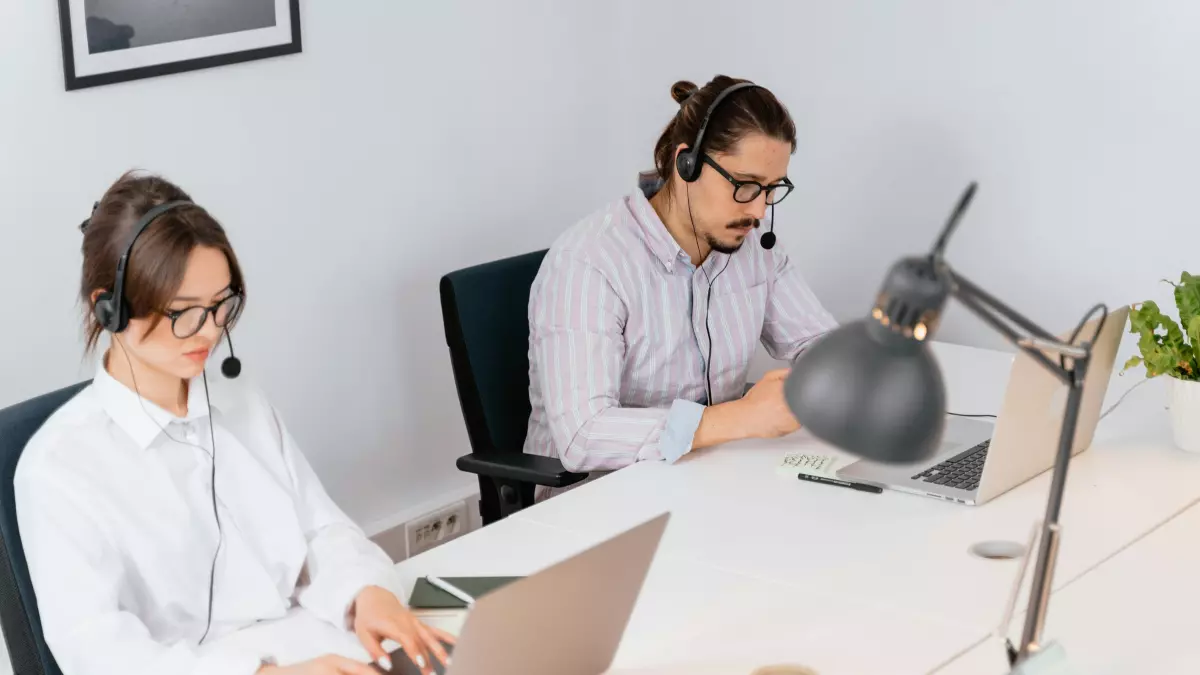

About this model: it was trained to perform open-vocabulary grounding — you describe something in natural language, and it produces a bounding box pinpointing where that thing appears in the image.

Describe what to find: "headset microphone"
[220,328,241,379]
[760,203,777,250]
[760,228,776,250]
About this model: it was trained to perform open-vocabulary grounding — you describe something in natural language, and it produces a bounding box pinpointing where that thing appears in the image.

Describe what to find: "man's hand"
[352,586,455,675]
[738,368,801,438]
[256,655,377,675]
[693,369,799,449]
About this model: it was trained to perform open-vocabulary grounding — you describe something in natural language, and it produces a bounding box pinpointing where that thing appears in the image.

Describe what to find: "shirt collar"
[94,354,213,451]
[628,172,688,272]
[627,172,733,274]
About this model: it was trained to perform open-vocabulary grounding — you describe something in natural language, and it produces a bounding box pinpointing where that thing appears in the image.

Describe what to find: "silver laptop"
[388,513,669,675]
[836,305,1129,506]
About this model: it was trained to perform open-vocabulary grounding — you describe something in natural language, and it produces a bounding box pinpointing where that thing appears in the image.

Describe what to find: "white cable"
[948,372,1157,422]
[1098,374,1158,421]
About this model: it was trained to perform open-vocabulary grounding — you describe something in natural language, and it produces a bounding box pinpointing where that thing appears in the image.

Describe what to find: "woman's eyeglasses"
[161,293,243,339]
[701,154,794,205]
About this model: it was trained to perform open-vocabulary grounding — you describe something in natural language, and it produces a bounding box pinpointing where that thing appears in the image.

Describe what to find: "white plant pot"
[1169,377,1200,453]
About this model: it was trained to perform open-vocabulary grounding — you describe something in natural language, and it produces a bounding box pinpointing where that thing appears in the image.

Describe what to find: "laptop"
[836,305,1129,506]
[385,513,670,675]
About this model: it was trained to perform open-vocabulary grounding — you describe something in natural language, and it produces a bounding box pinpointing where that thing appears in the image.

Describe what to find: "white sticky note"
[776,452,848,479]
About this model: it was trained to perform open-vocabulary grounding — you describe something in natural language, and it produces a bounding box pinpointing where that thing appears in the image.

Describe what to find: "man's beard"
[705,218,759,255]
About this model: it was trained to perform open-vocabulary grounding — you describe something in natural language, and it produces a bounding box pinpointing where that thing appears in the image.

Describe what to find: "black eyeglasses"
[161,293,243,339]
[701,153,794,205]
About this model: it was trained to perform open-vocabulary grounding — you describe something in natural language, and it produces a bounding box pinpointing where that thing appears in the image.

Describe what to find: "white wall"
[621,1,1200,357]
[0,0,634,531]
[4,1,1199,535]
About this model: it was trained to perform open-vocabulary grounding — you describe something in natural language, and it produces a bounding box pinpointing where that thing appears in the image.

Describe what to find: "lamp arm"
[944,267,1083,387]
[941,264,1107,667]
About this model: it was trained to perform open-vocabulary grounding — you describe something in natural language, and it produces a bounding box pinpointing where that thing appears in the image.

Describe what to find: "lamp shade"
[784,319,947,464]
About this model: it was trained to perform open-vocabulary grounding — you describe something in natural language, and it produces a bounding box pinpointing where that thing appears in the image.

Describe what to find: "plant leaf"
[1128,300,1189,377]
[1177,271,1200,335]
[1187,315,1200,380]
[1122,355,1144,372]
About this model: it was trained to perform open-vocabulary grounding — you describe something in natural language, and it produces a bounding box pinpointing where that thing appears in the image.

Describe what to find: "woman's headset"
[92,201,192,333]
[89,200,241,377]
[86,198,235,644]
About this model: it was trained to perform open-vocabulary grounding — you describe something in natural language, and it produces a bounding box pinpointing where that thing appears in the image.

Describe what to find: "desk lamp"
[784,182,1107,668]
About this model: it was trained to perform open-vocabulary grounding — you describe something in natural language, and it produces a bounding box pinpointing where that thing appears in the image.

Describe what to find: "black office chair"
[0,381,90,675]
[440,250,588,525]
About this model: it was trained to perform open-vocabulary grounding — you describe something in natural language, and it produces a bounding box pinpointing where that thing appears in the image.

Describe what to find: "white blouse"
[15,361,402,675]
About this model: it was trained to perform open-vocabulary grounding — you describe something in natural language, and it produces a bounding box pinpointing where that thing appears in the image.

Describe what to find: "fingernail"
[378,656,393,671]
[415,655,427,669]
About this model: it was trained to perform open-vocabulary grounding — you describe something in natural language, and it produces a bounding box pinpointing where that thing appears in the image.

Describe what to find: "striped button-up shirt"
[524,176,837,486]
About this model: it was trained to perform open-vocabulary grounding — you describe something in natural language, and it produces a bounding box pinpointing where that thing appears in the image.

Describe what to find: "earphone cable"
[685,183,731,406]
[112,338,222,644]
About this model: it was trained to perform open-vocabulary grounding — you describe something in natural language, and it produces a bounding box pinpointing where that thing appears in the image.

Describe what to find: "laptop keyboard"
[911,440,990,492]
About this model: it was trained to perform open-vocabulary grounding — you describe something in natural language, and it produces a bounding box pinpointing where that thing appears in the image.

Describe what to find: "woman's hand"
[352,585,455,675]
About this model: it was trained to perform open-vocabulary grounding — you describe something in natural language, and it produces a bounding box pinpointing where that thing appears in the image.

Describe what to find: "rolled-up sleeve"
[659,399,705,463]
[530,255,701,473]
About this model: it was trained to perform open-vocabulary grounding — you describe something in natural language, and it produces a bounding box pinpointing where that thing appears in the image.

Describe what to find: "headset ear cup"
[93,291,128,333]
[93,292,115,332]
[676,151,699,183]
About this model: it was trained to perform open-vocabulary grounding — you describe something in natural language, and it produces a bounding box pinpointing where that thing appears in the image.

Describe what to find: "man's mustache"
[726,218,760,230]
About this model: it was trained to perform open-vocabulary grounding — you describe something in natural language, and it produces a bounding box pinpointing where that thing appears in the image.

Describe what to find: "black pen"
[797,472,882,494]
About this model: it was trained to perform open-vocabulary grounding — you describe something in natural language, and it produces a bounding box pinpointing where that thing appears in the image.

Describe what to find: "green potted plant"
[1124,271,1200,452]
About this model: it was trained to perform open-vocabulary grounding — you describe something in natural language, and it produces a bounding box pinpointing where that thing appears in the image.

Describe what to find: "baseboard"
[367,485,482,561]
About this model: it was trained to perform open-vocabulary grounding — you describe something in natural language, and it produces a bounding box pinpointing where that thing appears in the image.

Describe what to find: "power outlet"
[405,500,469,557]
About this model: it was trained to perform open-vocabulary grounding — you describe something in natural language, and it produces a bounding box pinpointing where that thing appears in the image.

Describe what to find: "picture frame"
[57,0,302,91]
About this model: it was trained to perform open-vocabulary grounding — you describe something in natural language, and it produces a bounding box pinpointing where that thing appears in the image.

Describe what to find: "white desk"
[398,513,984,674]
[936,490,1200,674]
[394,341,1200,674]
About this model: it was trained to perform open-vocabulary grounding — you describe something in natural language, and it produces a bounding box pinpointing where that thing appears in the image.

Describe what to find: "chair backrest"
[0,382,90,675]
[440,250,547,456]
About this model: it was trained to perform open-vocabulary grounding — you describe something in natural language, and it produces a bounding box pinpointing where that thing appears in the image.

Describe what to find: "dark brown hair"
[80,171,246,352]
[653,75,797,198]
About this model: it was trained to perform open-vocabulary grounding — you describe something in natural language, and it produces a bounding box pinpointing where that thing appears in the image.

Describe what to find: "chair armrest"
[456,452,588,488]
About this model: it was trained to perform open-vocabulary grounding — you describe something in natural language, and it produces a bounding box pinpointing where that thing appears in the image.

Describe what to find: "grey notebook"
[407,576,522,609]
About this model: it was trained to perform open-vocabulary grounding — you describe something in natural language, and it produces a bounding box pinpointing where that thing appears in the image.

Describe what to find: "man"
[525,76,837,493]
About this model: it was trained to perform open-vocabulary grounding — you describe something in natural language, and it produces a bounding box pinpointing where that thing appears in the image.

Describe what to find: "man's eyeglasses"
[161,293,243,339]
[701,154,794,205]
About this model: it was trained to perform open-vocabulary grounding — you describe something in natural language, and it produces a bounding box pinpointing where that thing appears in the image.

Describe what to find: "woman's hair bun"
[671,80,699,105]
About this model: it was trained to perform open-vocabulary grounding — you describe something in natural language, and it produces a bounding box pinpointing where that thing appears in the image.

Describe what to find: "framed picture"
[57,0,302,91]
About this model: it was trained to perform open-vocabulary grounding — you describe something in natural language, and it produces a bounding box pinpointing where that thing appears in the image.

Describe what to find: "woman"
[15,172,450,675]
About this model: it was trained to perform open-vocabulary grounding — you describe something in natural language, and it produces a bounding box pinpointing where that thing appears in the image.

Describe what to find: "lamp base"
[1011,642,1075,675]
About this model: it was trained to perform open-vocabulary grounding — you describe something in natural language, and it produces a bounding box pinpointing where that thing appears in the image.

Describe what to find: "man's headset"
[90,200,241,377]
[672,81,783,406]
[674,81,778,250]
